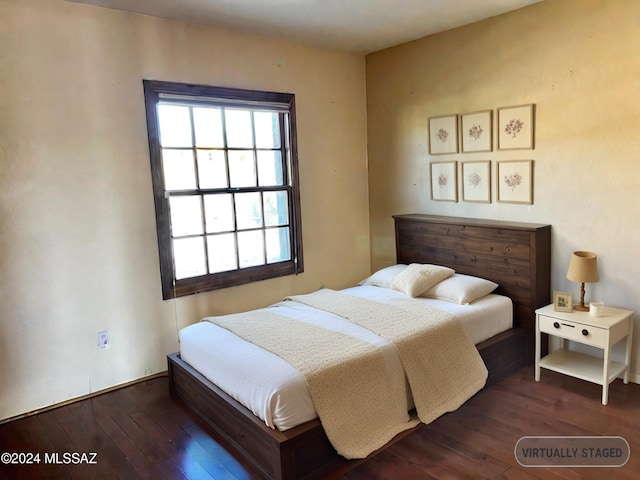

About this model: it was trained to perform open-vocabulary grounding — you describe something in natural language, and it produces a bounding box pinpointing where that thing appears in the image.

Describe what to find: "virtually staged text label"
[514,436,629,467]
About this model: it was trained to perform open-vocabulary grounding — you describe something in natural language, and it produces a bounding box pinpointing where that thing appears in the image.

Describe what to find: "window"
[143,80,303,299]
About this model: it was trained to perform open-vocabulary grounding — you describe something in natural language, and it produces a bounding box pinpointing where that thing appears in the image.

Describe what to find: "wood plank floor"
[1,366,638,479]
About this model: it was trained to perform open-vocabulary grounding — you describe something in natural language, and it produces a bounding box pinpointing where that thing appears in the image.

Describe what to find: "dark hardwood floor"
[1,366,638,479]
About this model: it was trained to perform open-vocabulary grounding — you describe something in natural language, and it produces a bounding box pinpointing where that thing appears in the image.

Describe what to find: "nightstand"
[535,304,634,405]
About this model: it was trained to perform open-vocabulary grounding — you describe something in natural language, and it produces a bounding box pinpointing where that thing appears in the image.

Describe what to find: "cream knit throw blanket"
[207,307,417,459]
[287,290,488,424]
[207,289,487,458]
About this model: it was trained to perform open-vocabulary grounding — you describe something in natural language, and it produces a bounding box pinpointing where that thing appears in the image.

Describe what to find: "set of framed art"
[428,104,535,204]
[430,159,533,204]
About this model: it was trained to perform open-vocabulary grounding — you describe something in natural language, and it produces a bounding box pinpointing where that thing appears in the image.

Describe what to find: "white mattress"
[179,285,512,431]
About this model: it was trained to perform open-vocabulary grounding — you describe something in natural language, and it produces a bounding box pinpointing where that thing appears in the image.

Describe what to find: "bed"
[168,214,551,480]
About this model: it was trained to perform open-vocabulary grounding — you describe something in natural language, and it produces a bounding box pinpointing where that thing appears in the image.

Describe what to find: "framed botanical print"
[497,160,533,204]
[497,104,535,150]
[461,160,491,203]
[430,161,458,202]
[461,110,492,153]
[428,114,458,155]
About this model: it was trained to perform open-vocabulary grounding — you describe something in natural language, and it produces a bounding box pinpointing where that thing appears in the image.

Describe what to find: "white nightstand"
[535,304,634,405]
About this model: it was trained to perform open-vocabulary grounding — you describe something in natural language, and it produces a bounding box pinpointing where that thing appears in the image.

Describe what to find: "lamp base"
[574,305,589,312]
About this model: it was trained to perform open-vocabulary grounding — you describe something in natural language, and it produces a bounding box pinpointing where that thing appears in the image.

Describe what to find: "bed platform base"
[168,329,525,480]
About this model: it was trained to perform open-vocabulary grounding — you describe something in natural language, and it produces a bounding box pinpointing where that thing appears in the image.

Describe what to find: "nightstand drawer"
[538,315,606,347]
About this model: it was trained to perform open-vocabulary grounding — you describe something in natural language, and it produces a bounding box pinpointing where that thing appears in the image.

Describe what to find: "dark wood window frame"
[143,80,304,299]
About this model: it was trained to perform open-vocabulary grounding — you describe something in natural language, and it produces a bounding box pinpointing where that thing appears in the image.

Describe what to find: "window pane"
[197,150,227,189]
[266,227,291,263]
[235,192,262,230]
[204,194,234,233]
[228,150,256,187]
[254,111,281,148]
[238,230,264,268]
[173,237,206,279]
[257,151,283,186]
[162,149,197,191]
[225,109,253,148]
[207,233,237,273]
[263,191,289,227]
[193,107,224,148]
[169,195,203,236]
[158,105,192,147]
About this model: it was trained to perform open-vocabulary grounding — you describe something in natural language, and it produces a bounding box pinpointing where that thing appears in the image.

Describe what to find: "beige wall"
[0,0,369,421]
[366,0,640,379]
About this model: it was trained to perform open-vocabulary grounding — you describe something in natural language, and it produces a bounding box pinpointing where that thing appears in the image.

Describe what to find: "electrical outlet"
[98,330,110,348]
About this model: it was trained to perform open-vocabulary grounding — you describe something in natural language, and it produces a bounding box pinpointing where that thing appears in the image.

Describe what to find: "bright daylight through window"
[143,80,303,299]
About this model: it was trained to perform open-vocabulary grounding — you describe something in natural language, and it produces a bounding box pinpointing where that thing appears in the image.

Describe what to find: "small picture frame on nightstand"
[553,291,573,312]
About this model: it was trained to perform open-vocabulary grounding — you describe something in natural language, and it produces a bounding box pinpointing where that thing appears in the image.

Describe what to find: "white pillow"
[358,264,408,288]
[422,273,498,304]
[390,263,455,297]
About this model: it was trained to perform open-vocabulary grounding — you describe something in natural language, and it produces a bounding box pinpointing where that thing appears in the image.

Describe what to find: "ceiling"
[66,0,542,54]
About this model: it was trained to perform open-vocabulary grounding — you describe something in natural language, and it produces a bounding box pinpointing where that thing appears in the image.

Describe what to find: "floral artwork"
[498,104,534,150]
[461,110,492,153]
[468,125,483,140]
[469,172,482,186]
[462,161,490,203]
[504,118,524,138]
[497,160,533,204]
[504,172,523,190]
[430,161,457,202]
[428,115,458,154]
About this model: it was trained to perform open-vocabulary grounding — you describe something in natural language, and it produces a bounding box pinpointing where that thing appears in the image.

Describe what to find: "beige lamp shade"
[566,251,599,283]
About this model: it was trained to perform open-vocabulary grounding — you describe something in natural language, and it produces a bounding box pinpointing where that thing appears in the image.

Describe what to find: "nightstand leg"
[602,346,610,405]
[623,319,633,384]
[535,317,541,381]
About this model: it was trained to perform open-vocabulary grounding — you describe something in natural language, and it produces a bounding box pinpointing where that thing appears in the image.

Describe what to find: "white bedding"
[179,285,512,431]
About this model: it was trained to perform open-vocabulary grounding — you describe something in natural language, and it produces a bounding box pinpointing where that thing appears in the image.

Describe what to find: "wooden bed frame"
[168,214,551,480]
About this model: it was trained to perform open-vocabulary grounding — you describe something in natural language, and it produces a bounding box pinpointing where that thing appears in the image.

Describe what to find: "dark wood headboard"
[394,214,551,363]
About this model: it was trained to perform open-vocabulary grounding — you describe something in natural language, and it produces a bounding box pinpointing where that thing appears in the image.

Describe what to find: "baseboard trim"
[0,371,168,425]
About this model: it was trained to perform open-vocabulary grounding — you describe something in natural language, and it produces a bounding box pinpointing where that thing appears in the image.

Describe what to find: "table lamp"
[566,251,599,312]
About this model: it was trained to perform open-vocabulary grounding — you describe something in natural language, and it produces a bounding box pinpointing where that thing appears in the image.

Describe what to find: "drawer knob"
[553,322,560,329]
[582,329,589,336]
